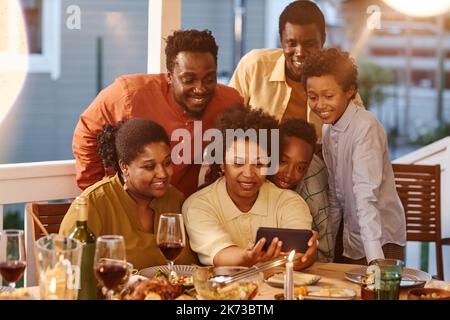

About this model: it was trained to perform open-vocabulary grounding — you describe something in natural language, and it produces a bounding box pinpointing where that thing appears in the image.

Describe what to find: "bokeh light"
[383,0,450,17]
[0,0,29,125]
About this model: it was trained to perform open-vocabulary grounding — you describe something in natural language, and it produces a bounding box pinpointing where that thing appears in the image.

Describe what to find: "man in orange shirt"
[73,29,243,196]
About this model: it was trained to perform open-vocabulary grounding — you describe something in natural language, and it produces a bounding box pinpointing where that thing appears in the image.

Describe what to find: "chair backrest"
[392,163,444,279]
[26,202,71,240]
[392,164,441,242]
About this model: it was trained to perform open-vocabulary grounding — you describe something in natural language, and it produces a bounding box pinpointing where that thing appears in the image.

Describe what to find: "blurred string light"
[0,0,29,125]
[382,0,450,17]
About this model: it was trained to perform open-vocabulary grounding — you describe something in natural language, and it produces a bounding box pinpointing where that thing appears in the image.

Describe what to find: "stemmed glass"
[156,213,186,281]
[0,230,26,289]
[93,235,128,300]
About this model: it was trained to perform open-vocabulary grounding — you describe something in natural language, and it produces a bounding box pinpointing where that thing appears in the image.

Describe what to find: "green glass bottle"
[68,196,97,300]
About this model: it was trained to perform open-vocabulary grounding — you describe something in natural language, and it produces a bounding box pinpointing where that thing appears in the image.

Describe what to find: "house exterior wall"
[0,0,148,164]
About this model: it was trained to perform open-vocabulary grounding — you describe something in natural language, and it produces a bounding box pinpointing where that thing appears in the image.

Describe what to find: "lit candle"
[284,250,295,300]
[48,277,59,300]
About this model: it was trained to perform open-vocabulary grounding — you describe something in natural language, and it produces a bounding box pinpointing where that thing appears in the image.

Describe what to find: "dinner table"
[256,262,440,300]
[9,262,447,300]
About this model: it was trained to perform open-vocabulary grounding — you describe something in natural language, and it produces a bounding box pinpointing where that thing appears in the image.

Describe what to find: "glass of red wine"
[0,230,26,289]
[93,235,128,300]
[156,213,186,282]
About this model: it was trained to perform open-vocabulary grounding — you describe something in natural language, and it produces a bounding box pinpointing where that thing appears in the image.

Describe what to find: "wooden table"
[25,262,444,300]
[256,262,430,300]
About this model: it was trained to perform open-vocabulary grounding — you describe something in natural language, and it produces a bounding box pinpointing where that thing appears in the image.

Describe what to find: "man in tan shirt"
[229,0,363,138]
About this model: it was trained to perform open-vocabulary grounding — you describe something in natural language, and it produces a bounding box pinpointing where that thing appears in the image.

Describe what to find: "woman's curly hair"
[97,118,170,174]
[301,48,358,98]
[165,29,218,72]
[216,104,279,160]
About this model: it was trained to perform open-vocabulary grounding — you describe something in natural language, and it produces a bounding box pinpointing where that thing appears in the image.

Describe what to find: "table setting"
[1,223,449,300]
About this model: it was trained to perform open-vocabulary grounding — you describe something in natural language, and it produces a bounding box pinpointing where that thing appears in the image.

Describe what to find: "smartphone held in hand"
[255,227,312,253]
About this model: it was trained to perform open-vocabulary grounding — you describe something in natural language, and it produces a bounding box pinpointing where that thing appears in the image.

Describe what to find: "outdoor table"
[24,262,445,300]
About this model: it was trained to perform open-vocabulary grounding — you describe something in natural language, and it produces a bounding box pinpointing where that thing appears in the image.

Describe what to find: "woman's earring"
[123,173,128,191]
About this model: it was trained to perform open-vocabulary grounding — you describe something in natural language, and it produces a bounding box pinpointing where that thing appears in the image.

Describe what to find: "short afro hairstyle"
[279,1,326,45]
[280,118,317,156]
[216,105,279,160]
[301,48,358,98]
[165,29,218,73]
[97,118,170,174]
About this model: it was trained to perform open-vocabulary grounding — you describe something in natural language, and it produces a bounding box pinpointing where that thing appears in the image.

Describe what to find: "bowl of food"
[407,288,450,300]
[193,266,262,300]
[121,276,195,300]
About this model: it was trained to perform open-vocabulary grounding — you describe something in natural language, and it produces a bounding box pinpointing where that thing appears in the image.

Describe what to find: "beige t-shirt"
[182,177,312,266]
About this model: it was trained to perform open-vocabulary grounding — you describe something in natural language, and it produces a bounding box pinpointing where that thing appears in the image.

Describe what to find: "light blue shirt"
[322,102,406,262]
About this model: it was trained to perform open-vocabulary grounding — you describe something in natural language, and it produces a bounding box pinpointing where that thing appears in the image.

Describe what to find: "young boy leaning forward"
[301,48,406,265]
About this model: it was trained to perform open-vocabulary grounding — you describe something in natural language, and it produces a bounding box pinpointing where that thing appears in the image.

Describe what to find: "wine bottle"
[68,196,98,300]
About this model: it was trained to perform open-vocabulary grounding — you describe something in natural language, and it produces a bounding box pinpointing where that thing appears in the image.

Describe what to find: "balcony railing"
[0,159,81,285]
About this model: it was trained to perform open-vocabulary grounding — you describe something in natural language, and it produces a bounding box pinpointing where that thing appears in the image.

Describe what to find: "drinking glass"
[369,258,404,300]
[156,213,186,281]
[94,235,128,300]
[36,234,82,300]
[0,230,26,289]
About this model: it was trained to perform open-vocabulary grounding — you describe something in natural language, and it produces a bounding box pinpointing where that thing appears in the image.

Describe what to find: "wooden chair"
[392,163,444,280]
[26,202,71,241]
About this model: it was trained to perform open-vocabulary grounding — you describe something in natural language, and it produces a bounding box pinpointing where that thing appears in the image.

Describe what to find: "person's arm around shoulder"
[73,77,131,189]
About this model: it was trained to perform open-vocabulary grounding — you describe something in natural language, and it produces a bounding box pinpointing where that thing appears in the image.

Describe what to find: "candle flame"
[49,277,57,294]
[288,250,295,262]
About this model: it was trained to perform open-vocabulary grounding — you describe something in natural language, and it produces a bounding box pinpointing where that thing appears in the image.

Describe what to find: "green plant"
[3,210,24,229]
[357,59,394,110]
[414,122,450,146]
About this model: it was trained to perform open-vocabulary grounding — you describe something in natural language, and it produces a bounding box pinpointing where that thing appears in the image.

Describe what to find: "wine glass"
[0,230,26,289]
[156,213,186,282]
[93,235,128,300]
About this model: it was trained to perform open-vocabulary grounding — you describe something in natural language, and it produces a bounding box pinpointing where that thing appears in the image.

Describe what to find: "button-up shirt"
[229,48,364,139]
[182,177,312,266]
[72,73,242,196]
[322,102,406,262]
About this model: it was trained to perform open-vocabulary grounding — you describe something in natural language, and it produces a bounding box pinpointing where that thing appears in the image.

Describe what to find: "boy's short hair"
[279,1,326,45]
[280,118,317,154]
[301,48,358,98]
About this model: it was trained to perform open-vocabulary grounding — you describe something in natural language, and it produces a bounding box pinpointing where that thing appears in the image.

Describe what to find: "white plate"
[138,265,197,278]
[304,286,356,300]
[265,272,321,288]
[344,266,431,288]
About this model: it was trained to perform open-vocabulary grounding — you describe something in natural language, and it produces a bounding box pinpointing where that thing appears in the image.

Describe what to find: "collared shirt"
[182,177,312,266]
[322,102,406,262]
[73,73,243,196]
[59,174,199,270]
[296,155,334,262]
[228,48,364,139]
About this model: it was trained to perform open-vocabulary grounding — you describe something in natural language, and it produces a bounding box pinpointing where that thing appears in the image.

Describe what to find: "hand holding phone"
[255,227,313,253]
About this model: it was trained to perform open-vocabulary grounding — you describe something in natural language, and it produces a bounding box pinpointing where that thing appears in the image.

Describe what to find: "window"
[21,0,42,54]
[1,0,61,79]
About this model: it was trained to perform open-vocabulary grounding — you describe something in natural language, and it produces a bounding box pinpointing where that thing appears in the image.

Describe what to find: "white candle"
[284,250,295,300]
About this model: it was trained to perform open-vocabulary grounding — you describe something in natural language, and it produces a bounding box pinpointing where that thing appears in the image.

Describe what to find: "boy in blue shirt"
[301,48,406,264]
